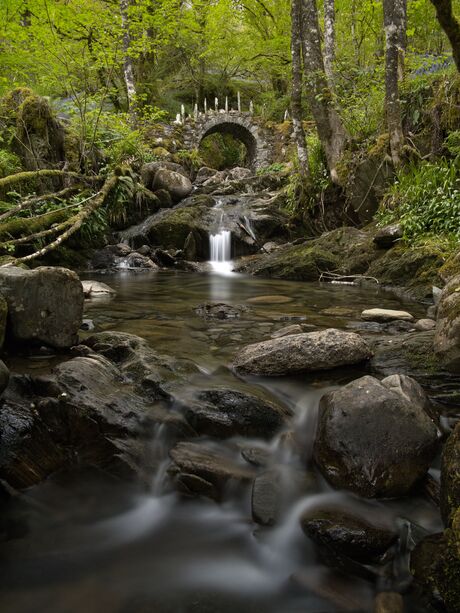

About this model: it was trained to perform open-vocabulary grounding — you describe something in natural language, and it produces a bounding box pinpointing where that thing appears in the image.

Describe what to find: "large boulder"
[119,202,215,256]
[181,388,292,439]
[140,161,189,190]
[0,266,83,348]
[434,274,460,371]
[314,374,438,497]
[441,422,460,525]
[152,169,193,202]
[234,243,340,280]
[233,329,372,376]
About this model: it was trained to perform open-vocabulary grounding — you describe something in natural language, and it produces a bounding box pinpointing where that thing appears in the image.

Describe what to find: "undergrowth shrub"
[378,159,460,241]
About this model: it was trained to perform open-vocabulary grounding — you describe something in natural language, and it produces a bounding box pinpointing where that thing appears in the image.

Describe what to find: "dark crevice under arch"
[198,122,258,168]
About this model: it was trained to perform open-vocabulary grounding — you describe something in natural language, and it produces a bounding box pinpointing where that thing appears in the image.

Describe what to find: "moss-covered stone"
[313,227,380,275]
[411,508,460,612]
[14,92,65,171]
[441,423,460,526]
[0,293,7,349]
[434,274,460,372]
[367,244,445,299]
[235,243,339,280]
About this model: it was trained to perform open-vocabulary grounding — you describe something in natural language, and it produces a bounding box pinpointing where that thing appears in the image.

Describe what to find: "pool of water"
[0,271,439,613]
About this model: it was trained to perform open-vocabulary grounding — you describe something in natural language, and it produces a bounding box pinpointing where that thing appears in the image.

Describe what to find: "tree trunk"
[383,0,405,166]
[430,0,460,71]
[324,0,336,84]
[398,0,407,81]
[120,0,137,114]
[290,0,309,177]
[300,0,347,184]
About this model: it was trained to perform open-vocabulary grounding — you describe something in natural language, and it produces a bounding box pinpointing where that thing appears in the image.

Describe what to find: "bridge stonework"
[182,111,278,170]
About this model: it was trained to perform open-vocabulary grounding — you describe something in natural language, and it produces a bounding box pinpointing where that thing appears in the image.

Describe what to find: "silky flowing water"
[0,270,442,612]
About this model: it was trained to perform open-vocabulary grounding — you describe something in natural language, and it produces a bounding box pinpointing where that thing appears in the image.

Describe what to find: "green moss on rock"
[367,244,445,299]
[0,294,7,349]
[236,243,339,280]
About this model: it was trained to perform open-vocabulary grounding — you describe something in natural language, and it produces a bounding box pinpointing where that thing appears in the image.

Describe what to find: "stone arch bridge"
[181,111,280,170]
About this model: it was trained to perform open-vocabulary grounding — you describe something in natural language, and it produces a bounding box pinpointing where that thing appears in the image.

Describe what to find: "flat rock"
[246,295,294,304]
[168,442,255,500]
[81,280,116,298]
[300,503,398,563]
[233,329,372,376]
[361,308,414,322]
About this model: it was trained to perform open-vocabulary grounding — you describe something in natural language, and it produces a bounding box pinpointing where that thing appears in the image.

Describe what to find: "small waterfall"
[209,230,232,273]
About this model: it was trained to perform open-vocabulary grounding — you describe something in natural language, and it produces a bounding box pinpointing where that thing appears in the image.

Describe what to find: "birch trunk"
[430,0,460,72]
[324,0,336,84]
[383,0,405,166]
[290,0,309,177]
[301,0,347,184]
[120,0,137,114]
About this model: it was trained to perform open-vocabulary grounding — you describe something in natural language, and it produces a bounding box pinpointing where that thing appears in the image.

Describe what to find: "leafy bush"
[378,159,460,241]
[0,148,21,177]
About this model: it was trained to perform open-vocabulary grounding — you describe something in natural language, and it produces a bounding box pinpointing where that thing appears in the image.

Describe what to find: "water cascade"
[209,229,232,273]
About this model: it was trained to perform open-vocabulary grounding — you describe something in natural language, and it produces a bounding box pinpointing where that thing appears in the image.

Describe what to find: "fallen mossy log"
[2,174,118,265]
[0,186,82,223]
[0,208,73,243]
[0,169,101,192]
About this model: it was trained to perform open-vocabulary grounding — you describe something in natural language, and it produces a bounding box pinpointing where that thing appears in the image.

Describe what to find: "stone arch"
[183,112,274,170]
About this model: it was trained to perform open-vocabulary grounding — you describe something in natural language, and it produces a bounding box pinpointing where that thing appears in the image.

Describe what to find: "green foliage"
[378,159,460,241]
[285,135,330,215]
[173,149,204,172]
[199,133,246,169]
[256,163,286,175]
[0,149,21,178]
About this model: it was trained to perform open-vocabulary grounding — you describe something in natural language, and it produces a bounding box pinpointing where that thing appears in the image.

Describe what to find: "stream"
[0,269,442,612]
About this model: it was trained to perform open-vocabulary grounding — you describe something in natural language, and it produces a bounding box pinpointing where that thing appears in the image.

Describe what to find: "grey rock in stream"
[233,329,372,376]
[0,333,197,490]
[168,441,256,500]
[0,266,83,348]
[300,503,398,563]
[314,374,438,497]
[152,168,193,202]
[182,388,292,439]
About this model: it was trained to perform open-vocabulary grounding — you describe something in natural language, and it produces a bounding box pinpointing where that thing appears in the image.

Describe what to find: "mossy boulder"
[367,244,445,299]
[434,274,460,372]
[14,92,65,170]
[120,202,215,257]
[0,293,7,349]
[411,508,460,612]
[234,243,339,280]
[441,422,460,526]
[313,227,380,275]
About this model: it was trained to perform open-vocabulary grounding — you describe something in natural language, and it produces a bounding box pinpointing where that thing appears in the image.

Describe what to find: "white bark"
[324,0,336,84]
[291,0,309,176]
[120,0,137,113]
[383,0,405,165]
